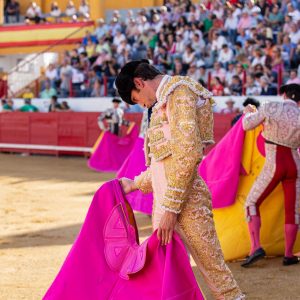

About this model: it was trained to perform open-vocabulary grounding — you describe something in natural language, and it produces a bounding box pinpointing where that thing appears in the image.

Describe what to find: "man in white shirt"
[45,64,58,82]
[218,44,234,67]
[287,3,300,23]
[26,2,44,23]
[94,19,109,40]
[289,23,300,45]
[174,34,186,55]
[211,31,227,52]
[224,10,238,44]
[113,29,126,47]
[65,1,77,18]
[79,0,89,18]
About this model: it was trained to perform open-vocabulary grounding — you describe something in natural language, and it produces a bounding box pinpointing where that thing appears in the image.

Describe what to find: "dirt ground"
[0,153,299,300]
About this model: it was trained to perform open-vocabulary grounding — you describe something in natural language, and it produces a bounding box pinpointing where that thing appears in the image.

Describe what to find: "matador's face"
[131,78,156,108]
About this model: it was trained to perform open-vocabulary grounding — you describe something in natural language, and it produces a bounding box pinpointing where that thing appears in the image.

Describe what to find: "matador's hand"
[119,178,137,194]
[243,104,257,114]
[157,211,177,246]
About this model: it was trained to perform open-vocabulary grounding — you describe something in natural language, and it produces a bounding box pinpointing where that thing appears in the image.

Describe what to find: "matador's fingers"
[167,229,173,245]
[157,227,162,242]
[161,229,166,246]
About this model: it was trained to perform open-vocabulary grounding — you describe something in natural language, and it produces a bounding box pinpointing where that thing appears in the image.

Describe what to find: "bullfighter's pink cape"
[115,119,246,213]
[117,137,153,215]
[88,125,139,172]
[43,180,204,300]
[199,118,245,208]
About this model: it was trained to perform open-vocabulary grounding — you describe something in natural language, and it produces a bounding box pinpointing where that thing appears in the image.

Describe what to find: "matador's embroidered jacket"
[135,75,214,213]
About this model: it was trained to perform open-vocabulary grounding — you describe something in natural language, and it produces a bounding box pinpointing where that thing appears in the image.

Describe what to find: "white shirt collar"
[155,75,171,100]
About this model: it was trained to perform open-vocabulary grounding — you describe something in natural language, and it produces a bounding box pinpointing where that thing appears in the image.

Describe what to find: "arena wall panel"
[0,112,235,156]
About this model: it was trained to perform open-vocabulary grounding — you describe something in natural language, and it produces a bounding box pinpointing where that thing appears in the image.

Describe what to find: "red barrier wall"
[0,112,236,155]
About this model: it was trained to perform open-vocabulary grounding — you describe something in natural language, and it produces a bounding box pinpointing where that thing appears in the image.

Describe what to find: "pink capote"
[199,118,245,208]
[43,180,204,300]
[88,125,139,172]
[117,137,153,215]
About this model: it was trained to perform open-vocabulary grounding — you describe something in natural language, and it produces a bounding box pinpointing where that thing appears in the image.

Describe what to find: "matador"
[241,83,300,267]
[116,60,245,300]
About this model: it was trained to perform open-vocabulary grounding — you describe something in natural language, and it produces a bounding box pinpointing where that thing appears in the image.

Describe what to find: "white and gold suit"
[134,76,244,300]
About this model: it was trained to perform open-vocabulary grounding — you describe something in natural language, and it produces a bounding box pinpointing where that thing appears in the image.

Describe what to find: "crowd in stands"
[3,0,300,104]
[4,0,90,24]
[32,0,300,100]
[0,95,71,112]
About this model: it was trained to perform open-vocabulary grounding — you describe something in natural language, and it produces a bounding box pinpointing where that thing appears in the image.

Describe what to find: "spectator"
[221,99,239,114]
[259,76,277,95]
[271,46,284,78]
[71,66,85,97]
[113,29,126,48]
[286,69,300,84]
[266,5,283,31]
[90,79,103,97]
[198,66,208,86]
[236,28,248,47]
[224,9,238,44]
[191,33,205,56]
[187,63,201,81]
[173,58,185,76]
[70,49,80,66]
[211,30,227,53]
[282,15,294,37]
[82,30,97,46]
[218,44,234,68]
[61,101,71,111]
[60,74,70,97]
[48,95,62,112]
[225,62,236,86]
[238,9,252,30]
[211,77,225,96]
[40,80,57,99]
[22,87,34,100]
[45,63,59,88]
[287,3,300,23]
[94,19,109,40]
[246,74,262,96]
[289,23,300,46]
[282,36,295,68]
[264,37,274,56]
[5,0,20,23]
[212,61,226,83]
[182,44,196,69]
[155,46,170,71]
[234,41,245,56]
[65,1,77,20]
[20,99,38,112]
[78,0,90,19]
[138,16,151,34]
[126,19,140,45]
[229,75,243,95]
[37,1,300,98]
[174,33,186,55]
[49,1,61,22]
[1,98,14,111]
[251,47,266,68]
[25,2,44,24]
[250,6,263,28]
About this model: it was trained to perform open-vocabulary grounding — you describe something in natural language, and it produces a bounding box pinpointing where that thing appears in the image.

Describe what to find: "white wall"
[2,96,284,113]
